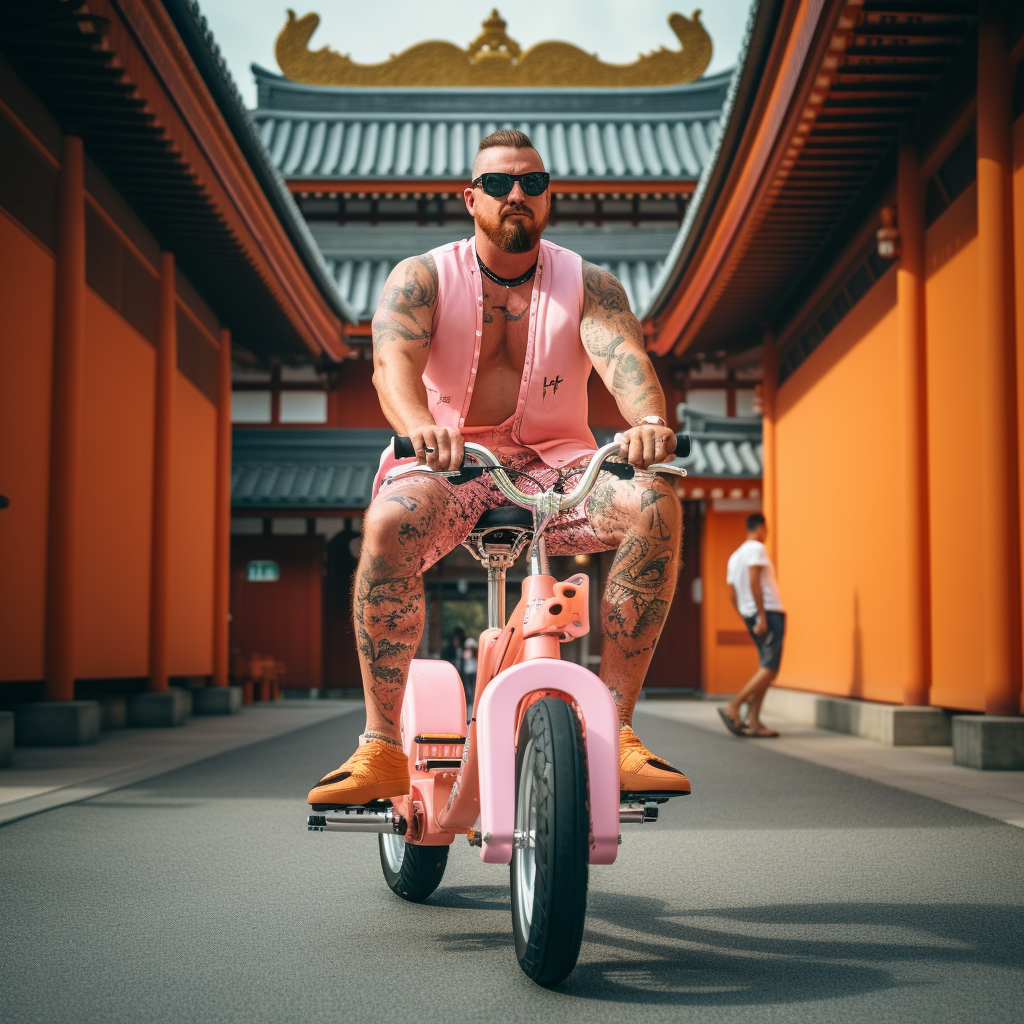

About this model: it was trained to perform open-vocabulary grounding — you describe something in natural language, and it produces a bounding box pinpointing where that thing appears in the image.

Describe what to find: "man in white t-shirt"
[719,513,785,738]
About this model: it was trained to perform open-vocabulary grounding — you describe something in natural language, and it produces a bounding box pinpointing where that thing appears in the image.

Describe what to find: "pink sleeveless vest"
[428,237,596,464]
[373,237,597,495]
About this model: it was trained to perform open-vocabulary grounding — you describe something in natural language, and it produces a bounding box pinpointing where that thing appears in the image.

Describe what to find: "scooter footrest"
[309,798,393,812]
[619,790,690,803]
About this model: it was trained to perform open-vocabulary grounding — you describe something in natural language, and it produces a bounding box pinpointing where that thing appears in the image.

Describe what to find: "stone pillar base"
[953,716,1024,770]
[100,696,127,730]
[14,701,101,746]
[0,711,13,766]
[191,686,242,715]
[762,688,951,745]
[127,687,192,728]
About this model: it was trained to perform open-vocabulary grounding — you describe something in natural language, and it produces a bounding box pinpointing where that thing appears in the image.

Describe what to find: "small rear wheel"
[510,697,589,985]
[378,833,448,902]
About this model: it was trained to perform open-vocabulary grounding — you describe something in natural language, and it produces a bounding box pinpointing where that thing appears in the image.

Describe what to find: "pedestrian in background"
[441,627,466,682]
[719,513,785,738]
[462,636,478,720]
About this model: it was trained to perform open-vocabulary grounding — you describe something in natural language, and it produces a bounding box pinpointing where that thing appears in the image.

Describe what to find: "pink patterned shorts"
[371,420,617,574]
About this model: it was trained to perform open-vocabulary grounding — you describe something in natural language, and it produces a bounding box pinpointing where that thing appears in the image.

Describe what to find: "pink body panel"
[400,659,466,749]
[476,660,620,866]
[397,659,467,846]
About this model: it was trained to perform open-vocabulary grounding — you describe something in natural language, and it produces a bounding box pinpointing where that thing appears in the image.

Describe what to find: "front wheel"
[510,697,589,985]
[378,832,448,902]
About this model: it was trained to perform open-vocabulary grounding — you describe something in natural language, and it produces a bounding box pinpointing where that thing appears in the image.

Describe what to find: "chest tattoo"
[483,289,529,325]
[493,303,527,322]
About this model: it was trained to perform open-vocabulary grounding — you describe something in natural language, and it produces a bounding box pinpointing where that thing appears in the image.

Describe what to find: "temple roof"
[252,66,731,183]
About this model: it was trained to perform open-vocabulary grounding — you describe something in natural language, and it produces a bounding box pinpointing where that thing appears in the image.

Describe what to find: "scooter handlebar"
[391,432,690,465]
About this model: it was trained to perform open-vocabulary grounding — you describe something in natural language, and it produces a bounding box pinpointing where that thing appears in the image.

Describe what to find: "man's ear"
[464,186,476,217]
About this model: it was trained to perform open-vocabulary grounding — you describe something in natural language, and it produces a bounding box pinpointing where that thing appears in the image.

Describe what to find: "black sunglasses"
[471,171,550,198]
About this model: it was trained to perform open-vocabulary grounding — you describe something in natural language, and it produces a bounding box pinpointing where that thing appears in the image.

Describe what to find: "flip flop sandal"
[717,707,748,737]
[747,729,780,738]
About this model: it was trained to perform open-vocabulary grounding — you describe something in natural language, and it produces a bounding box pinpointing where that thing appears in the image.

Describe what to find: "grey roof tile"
[251,66,730,184]
[254,113,725,182]
[231,429,394,510]
[670,409,763,479]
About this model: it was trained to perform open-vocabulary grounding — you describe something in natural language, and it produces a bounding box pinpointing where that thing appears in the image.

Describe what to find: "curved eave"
[639,0,790,337]
[164,0,360,342]
[650,0,846,356]
[646,0,981,358]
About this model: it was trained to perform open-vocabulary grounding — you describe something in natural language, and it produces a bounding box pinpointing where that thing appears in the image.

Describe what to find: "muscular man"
[308,129,690,807]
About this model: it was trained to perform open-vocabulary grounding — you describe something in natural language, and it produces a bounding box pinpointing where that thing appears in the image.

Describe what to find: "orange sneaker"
[307,740,410,809]
[619,726,691,796]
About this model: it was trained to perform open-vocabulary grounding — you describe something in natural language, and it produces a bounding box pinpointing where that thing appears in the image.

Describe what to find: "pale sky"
[196,1,756,108]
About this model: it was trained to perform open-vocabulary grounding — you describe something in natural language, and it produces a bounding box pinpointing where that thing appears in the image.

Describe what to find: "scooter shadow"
[427,883,510,912]
[431,887,1015,1004]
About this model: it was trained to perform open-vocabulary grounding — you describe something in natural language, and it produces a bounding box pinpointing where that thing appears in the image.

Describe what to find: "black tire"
[510,697,589,985]
[378,833,448,902]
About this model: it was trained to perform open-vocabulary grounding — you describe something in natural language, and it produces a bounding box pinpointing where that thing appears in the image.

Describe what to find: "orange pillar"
[896,135,930,707]
[212,327,232,687]
[977,1,1020,716]
[44,136,86,701]
[148,252,177,693]
[760,330,778,567]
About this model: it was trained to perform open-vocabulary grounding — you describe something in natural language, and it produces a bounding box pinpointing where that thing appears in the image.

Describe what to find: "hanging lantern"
[876,206,901,259]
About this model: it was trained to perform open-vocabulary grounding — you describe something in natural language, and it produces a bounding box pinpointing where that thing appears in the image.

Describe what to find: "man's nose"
[507,180,527,203]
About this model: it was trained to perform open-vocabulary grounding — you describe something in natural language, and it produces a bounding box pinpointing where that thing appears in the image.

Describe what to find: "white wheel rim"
[382,830,405,873]
[513,736,537,929]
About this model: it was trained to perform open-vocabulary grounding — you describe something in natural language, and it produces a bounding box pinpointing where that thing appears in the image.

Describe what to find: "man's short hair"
[477,128,534,154]
[746,513,766,532]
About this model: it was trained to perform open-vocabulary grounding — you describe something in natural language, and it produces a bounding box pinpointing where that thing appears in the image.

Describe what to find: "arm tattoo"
[372,254,438,353]
[581,262,664,422]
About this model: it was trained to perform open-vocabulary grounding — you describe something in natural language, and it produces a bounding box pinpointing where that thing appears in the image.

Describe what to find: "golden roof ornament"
[275,8,712,88]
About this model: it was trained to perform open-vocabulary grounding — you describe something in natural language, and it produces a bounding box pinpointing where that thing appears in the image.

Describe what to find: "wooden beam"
[148,251,176,693]
[213,327,232,687]
[45,136,86,702]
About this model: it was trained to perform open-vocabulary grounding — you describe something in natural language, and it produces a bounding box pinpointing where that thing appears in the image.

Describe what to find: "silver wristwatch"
[639,415,667,427]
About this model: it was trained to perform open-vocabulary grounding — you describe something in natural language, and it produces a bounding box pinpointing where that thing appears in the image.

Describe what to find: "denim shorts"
[743,611,786,671]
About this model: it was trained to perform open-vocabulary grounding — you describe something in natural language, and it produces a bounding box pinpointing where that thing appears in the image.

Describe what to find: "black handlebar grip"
[675,433,691,458]
[393,436,417,459]
[602,462,635,481]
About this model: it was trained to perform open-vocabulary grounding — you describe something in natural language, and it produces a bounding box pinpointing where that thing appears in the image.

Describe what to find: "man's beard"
[481,205,546,253]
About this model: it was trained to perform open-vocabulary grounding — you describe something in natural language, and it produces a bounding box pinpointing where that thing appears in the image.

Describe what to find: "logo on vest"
[542,374,563,399]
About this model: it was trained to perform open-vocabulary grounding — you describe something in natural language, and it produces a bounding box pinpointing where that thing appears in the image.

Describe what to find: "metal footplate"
[619,802,660,824]
[307,806,407,835]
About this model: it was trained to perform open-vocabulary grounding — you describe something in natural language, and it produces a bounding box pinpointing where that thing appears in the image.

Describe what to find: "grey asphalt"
[1,706,1021,1024]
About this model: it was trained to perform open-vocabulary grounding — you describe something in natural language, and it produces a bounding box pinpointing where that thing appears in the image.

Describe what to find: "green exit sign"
[246,560,280,582]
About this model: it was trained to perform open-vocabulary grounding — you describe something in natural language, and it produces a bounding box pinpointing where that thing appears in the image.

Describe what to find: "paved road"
[1,707,1021,1024]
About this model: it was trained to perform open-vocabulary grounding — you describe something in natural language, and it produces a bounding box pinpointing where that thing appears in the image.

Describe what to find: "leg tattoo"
[594,480,682,726]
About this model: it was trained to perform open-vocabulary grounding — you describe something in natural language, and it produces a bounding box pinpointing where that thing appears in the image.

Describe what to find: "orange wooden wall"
[925,184,983,710]
[328,359,389,427]
[74,290,155,678]
[774,268,904,702]
[168,375,216,676]
[701,509,760,694]
[0,213,55,682]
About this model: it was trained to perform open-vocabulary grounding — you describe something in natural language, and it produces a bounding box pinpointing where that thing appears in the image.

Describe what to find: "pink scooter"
[307,434,689,984]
